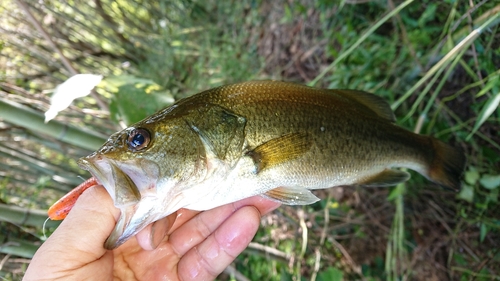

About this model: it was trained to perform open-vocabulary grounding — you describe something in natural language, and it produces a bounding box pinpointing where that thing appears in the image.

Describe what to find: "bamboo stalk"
[0,203,60,228]
[0,172,70,192]
[0,146,82,186]
[1,139,84,174]
[0,97,107,151]
[0,235,39,259]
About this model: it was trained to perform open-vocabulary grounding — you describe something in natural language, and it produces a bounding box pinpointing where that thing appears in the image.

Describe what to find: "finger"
[177,206,261,281]
[232,195,281,215]
[48,185,118,255]
[168,208,201,234]
[169,196,279,256]
[135,212,177,250]
[169,195,279,235]
[170,203,236,256]
[24,185,118,278]
[134,207,219,251]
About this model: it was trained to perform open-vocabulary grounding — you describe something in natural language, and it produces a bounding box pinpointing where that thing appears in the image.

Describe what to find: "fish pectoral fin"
[247,133,311,173]
[262,186,320,205]
[360,169,410,187]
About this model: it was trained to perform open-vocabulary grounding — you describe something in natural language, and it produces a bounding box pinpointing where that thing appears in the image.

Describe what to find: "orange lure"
[48,177,98,220]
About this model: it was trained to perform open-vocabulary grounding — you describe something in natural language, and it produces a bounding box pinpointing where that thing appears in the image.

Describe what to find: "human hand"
[23,185,280,280]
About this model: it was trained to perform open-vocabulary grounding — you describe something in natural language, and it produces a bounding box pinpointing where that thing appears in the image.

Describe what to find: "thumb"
[25,185,119,278]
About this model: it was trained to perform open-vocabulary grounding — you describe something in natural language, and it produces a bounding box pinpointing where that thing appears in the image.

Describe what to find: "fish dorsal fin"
[185,104,246,163]
[247,133,311,173]
[333,90,396,122]
[360,169,410,187]
[262,186,320,205]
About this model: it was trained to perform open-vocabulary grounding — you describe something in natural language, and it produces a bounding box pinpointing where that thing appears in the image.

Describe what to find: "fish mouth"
[78,155,163,249]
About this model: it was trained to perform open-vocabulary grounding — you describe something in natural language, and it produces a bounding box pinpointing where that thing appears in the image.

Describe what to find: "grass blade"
[391,12,500,111]
[309,0,415,87]
[466,80,500,141]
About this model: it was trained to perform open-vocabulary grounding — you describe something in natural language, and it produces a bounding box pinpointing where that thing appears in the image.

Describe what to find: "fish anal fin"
[333,89,396,122]
[360,169,410,187]
[247,133,311,172]
[262,186,320,205]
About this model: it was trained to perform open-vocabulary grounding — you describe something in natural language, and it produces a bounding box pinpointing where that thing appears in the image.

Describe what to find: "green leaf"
[487,188,498,203]
[103,75,175,125]
[465,169,480,185]
[475,74,499,98]
[318,267,344,281]
[466,77,500,141]
[101,75,160,92]
[387,183,406,201]
[479,174,500,190]
[479,223,488,243]
[457,184,474,203]
[110,84,174,125]
[453,252,467,266]
[418,3,437,27]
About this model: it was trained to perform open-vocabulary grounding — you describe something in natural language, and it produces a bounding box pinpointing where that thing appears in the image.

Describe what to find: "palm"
[24,186,280,281]
[111,238,181,280]
[110,209,199,281]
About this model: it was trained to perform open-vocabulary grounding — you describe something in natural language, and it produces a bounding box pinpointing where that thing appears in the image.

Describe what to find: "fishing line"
[42,217,50,240]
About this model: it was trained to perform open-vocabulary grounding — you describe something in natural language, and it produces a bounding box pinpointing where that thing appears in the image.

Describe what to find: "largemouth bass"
[50,81,466,249]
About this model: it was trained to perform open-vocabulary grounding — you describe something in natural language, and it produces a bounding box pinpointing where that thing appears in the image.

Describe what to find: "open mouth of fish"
[78,154,165,249]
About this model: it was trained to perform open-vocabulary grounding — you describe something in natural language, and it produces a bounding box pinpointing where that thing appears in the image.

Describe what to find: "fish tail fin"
[427,138,466,191]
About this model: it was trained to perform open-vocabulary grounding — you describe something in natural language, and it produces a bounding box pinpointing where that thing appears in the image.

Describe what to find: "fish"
[49,80,466,249]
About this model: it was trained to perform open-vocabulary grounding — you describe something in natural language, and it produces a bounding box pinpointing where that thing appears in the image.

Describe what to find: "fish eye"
[127,128,151,152]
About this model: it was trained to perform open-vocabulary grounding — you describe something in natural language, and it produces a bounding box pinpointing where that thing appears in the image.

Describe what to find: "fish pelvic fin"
[427,138,466,191]
[262,186,320,205]
[247,133,311,173]
[333,90,396,122]
[360,169,411,187]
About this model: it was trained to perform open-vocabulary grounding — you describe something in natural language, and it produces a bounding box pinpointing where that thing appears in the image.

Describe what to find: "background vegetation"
[1,0,499,280]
